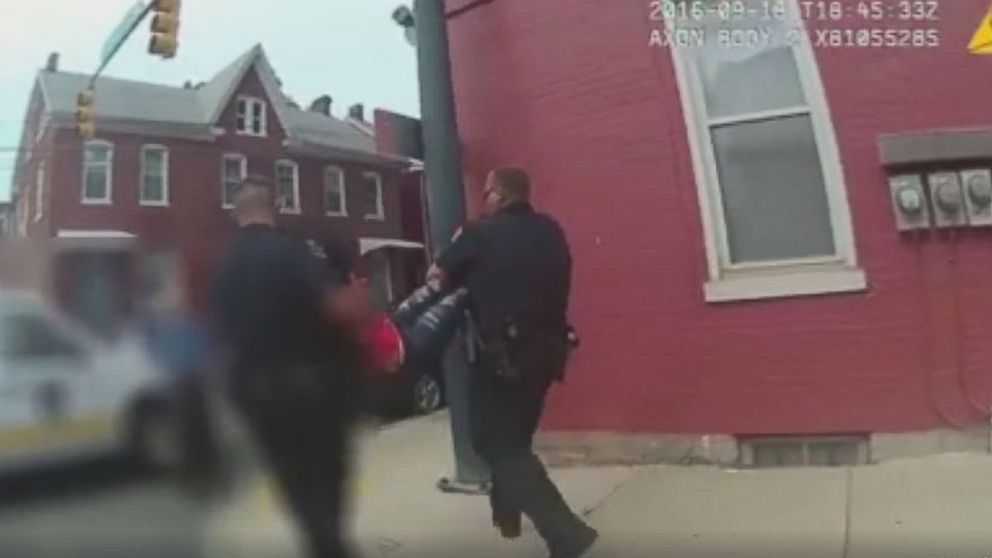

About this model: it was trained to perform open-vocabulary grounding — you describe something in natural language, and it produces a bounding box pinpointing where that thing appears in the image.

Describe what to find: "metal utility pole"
[413,0,467,255]
[410,0,490,491]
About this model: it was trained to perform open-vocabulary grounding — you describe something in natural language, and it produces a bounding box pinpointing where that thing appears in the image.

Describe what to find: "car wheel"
[412,374,443,415]
[131,402,183,472]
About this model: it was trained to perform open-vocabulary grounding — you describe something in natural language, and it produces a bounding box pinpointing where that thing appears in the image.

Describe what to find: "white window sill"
[326,212,348,218]
[704,266,867,303]
[81,199,112,206]
[363,214,385,221]
[222,203,235,210]
[235,130,267,138]
[140,201,169,207]
[280,208,302,215]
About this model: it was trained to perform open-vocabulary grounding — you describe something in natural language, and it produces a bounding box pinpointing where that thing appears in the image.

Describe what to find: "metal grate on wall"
[739,435,869,468]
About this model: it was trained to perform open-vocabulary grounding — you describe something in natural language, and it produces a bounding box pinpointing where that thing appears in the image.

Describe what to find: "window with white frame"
[236,96,267,136]
[669,0,862,302]
[275,160,301,213]
[361,171,384,220]
[140,145,169,205]
[17,198,27,237]
[324,166,347,216]
[221,154,247,208]
[34,160,46,222]
[82,141,113,204]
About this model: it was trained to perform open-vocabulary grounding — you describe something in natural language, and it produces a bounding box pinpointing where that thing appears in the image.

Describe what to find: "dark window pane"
[223,157,244,205]
[362,173,381,217]
[142,149,166,202]
[711,115,835,263]
[142,175,163,201]
[324,170,345,214]
[85,166,107,200]
[276,164,296,209]
[692,16,805,120]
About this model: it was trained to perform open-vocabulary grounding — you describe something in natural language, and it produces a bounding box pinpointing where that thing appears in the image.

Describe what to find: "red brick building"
[445,0,992,463]
[10,45,425,314]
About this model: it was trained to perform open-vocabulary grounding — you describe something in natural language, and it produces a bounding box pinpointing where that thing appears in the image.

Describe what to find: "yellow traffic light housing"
[75,90,96,141]
[148,0,181,59]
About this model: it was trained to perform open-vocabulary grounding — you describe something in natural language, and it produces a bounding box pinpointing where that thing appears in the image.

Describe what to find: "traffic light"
[75,89,95,141]
[148,0,181,59]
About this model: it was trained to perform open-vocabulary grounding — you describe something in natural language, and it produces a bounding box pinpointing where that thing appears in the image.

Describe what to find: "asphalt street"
[0,458,221,558]
[0,411,401,558]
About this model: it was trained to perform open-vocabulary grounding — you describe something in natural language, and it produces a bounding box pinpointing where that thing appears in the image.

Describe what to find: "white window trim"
[17,199,27,237]
[235,95,267,137]
[362,171,385,221]
[275,159,301,214]
[221,153,247,209]
[324,166,348,217]
[379,255,395,304]
[34,161,46,222]
[81,140,113,205]
[139,144,170,207]
[666,0,863,303]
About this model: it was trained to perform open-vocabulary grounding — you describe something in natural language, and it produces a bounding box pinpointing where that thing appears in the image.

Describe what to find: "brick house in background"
[9,45,426,315]
[445,0,992,465]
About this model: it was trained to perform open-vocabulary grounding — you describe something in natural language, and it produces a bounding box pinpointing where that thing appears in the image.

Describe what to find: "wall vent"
[739,435,868,468]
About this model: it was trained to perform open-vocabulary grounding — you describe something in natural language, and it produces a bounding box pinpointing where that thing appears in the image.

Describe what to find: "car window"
[3,313,84,361]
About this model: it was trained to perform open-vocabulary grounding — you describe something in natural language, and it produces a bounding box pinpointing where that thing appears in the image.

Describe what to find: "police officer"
[428,167,598,558]
[209,176,369,558]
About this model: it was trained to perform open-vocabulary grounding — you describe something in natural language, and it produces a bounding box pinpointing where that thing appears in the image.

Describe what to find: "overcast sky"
[0,0,421,201]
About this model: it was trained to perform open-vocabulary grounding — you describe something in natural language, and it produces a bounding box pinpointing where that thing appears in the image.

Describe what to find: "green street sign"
[100,1,151,68]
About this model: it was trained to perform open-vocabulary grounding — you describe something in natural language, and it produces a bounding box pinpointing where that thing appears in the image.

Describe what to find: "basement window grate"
[739,435,868,468]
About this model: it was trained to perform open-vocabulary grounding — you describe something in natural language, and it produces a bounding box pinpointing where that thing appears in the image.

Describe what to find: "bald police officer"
[210,176,369,558]
[429,167,598,558]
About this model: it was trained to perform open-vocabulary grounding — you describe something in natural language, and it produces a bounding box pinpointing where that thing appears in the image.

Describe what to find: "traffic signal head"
[149,0,181,59]
[75,90,95,141]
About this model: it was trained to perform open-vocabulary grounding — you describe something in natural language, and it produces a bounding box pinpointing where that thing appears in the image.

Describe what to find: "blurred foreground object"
[210,178,364,558]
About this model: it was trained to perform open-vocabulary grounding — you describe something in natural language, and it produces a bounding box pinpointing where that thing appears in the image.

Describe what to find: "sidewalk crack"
[842,466,854,558]
[580,468,646,519]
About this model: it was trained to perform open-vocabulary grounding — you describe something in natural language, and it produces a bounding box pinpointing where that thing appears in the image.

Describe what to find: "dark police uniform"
[436,201,596,558]
[210,224,362,558]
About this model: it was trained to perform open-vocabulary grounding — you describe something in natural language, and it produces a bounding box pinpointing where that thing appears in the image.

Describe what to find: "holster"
[481,320,577,383]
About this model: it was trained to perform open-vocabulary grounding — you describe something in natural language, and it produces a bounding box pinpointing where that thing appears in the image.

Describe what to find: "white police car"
[0,292,180,472]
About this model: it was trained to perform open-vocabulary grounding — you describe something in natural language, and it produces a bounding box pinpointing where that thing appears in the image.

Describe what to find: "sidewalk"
[204,413,992,558]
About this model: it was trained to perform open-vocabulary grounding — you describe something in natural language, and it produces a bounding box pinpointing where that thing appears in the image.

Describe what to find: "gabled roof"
[35,44,403,165]
[197,45,261,123]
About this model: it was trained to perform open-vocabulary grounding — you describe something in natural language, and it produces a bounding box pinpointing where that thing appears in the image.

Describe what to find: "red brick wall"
[446,0,992,435]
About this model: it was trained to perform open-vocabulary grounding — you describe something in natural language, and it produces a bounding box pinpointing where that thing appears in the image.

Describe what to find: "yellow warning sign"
[969,4,992,55]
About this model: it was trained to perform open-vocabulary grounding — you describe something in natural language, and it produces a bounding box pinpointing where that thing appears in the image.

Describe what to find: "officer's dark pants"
[469,370,590,552]
[231,368,352,558]
[177,373,217,477]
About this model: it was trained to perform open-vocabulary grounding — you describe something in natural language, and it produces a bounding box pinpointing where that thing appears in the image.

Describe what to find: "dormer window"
[236,96,267,137]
